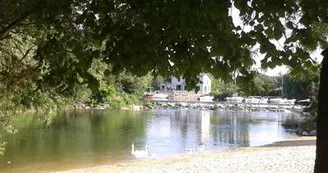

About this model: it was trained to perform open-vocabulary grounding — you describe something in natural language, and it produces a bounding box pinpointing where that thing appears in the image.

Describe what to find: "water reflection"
[145,110,299,157]
[0,109,300,172]
[200,111,210,145]
[211,111,250,147]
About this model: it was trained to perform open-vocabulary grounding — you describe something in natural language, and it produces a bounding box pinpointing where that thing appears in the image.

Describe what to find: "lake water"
[0,109,300,172]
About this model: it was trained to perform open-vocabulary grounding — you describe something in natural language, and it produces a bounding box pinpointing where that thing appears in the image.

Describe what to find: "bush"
[212,93,231,101]
[108,92,140,109]
[299,114,317,133]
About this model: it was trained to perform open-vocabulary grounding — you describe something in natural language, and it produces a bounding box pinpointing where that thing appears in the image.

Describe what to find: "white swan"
[131,143,149,158]
[186,144,206,154]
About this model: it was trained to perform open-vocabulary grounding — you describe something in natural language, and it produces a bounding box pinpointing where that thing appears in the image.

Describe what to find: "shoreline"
[50,136,316,173]
[142,99,307,113]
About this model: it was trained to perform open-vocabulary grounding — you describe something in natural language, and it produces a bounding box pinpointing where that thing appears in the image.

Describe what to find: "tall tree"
[283,71,319,100]
[1,1,328,172]
[316,49,328,172]
[253,74,278,96]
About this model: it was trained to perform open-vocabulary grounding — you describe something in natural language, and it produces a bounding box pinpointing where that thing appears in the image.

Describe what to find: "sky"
[258,46,323,77]
[230,4,324,77]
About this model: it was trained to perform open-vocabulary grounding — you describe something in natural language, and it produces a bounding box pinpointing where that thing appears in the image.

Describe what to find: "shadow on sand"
[263,139,316,147]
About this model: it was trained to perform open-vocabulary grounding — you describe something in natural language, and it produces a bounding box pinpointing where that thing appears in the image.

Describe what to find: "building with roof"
[159,73,212,94]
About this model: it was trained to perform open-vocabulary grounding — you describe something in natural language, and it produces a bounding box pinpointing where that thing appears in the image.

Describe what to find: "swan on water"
[131,143,149,158]
[186,144,206,154]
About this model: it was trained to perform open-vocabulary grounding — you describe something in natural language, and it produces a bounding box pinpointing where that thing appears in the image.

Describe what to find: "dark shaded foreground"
[263,139,316,147]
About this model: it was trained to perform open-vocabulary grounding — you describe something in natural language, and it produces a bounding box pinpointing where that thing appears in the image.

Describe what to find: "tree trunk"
[314,48,328,172]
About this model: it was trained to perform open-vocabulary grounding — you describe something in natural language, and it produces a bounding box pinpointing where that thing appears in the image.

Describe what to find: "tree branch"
[2,46,35,81]
[0,9,36,40]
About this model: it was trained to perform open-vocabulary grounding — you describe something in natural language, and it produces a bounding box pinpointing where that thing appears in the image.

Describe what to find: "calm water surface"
[0,109,300,172]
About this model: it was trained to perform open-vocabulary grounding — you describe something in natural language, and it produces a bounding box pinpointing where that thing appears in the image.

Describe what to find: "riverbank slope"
[51,137,316,173]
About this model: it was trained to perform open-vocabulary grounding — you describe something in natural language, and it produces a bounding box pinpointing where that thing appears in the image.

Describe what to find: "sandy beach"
[49,136,316,173]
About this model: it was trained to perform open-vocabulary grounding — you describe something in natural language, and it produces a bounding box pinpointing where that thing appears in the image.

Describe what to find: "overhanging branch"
[0,9,36,40]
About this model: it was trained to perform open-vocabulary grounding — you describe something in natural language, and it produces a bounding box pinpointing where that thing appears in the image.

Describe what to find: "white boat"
[269,98,296,105]
[285,99,296,105]
[244,97,268,104]
[298,99,311,106]
[258,98,269,104]
[269,98,285,104]
[198,96,214,102]
[144,92,168,99]
[225,97,244,104]
[244,98,260,104]
[153,93,168,98]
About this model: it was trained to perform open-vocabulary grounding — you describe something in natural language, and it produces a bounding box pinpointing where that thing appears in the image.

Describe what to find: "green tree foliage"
[211,73,279,99]
[283,72,319,100]
[211,78,241,100]
[1,0,326,90]
[2,0,324,102]
[151,76,165,90]
[1,1,328,171]
[112,71,153,95]
[1,0,259,93]
[252,74,278,96]
[73,59,152,108]
[282,68,319,126]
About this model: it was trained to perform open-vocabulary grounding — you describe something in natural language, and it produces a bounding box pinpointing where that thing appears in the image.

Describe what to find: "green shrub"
[300,114,317,132]
[107,92,140,109]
